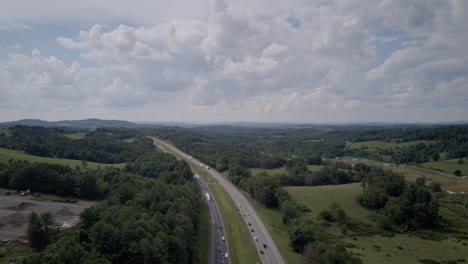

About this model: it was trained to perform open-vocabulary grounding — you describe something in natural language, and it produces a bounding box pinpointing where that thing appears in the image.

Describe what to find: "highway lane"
[153,140,229,264]
[195,173,229,264]
[150,137,285,264]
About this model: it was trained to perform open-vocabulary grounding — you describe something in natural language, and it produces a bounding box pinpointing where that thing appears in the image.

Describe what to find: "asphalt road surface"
[150,138,285,264]
[152,139,229,264]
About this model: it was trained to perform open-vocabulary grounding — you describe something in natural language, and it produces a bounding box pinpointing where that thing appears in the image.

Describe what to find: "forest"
[0,124,466,264]
[146,124,468,168]
[0,126,154,163]
[145,124,468,263]
[0,127,201,264]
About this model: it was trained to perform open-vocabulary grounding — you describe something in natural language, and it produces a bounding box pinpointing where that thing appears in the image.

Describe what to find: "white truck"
[205,192,211,201]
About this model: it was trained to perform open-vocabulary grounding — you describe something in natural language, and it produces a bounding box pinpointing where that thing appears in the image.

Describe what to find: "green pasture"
[0,129,11,137]
[62,132,87,139]
[285,183,373,224]
[344,234,468,264]
[349,140,433,151]
[421,158,468,175]
[0,147,125,169]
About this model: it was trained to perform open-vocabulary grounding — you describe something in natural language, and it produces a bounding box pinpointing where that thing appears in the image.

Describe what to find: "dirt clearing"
[0,188,94,240]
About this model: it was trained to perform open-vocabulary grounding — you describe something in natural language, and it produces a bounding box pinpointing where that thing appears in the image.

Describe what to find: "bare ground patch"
[0,189,94,240]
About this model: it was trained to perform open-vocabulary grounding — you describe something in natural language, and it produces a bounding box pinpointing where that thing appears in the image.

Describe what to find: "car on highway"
[263,244,267,248]
[260,250,264,254]
[248,222,251,226]
[251,229,254,232]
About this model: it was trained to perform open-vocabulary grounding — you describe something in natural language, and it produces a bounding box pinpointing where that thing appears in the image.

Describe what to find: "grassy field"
[0,129,11,137]
[421,158,468,175]
[349,140,433,151]
[250,165,323,176]
[285,183,373,224]
[285,183,468,264]
[62,132,87,139]
[241,191,303,264]
[341,157,468,192]
[195,198,210,264]
[210,184,261,264]
[343,234,468,264]
[0,147,126,169]
[251,167,287,176]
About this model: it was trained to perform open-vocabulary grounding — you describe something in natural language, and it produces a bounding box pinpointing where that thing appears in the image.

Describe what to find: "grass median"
[210,184,261,264]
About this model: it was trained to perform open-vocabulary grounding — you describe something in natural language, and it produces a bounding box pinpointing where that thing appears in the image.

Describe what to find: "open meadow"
[0,147,125,169]
[284,183,468,264]
[349,140,433,151]
[421,158,468,175]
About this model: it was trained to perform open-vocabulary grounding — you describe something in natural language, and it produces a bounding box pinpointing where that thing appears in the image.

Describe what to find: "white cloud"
[1,0,467,122]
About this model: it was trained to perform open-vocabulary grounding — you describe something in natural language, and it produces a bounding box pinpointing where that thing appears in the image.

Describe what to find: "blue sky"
[0,0,467,123]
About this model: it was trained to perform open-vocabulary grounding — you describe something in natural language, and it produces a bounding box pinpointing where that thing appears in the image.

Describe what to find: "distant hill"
[1,119,466,130]
[0,118,162,130]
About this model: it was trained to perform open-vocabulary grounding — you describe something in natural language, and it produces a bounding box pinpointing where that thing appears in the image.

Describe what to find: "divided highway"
[195,171,229,264]
[150,137,285,264]
[152,140,228,264]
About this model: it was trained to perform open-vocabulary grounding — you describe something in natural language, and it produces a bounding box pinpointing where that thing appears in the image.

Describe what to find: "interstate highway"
[150,137,285,264]
[152,139,228,264]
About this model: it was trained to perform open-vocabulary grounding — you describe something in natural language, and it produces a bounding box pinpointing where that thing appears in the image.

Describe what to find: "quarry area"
[0,188,93,241]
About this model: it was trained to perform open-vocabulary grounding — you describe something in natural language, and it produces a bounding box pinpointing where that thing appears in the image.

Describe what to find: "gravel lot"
[0,188,94,240]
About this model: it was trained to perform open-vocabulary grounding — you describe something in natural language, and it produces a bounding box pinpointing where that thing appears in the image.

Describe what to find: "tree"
[454,170,462,176]
[27,212,47,250]
[27,212,57,251]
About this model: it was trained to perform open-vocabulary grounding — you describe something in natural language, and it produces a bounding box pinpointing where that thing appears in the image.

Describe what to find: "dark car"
[251,229,254,232]
[263,244,267,249]
[260,250,264,254]
[248,223,251,226]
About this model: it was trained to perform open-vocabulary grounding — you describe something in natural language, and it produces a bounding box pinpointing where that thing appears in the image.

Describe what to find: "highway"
[150,137,285,264]
[195,172,229,264]
[152,140,229,264]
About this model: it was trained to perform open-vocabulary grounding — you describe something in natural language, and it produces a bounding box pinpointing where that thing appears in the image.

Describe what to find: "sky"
[0,0,467,123]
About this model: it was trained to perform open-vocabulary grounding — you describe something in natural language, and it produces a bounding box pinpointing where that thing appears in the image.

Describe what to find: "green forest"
[0,128,201,264]
[0,124,467,264]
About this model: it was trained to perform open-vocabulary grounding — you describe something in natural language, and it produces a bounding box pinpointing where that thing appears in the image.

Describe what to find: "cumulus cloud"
[1,0,467,122]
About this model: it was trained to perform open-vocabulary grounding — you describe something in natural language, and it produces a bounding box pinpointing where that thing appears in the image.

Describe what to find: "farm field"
[0,129,11,137]
[343,234,468,264]
[349,140,433,151]
[421,158,468,175]
[285,183,468,264]
[62,132,87,139]
[0,147,125,169]
[285,183,373,223]
[250,165,322,176]
[341,157,468,192]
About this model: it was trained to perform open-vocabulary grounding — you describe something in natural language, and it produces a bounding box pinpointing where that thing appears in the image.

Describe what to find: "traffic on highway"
[150,137,285,264]
[153,139,229,264]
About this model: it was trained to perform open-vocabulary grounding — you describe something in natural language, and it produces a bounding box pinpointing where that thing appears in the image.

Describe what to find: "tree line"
[0,126,154,163]
[18,153,201,264]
